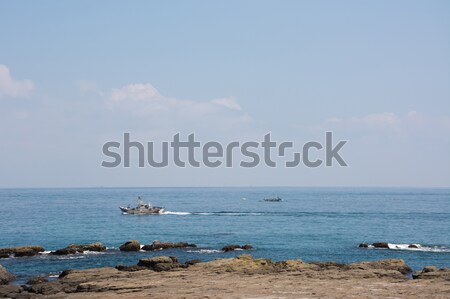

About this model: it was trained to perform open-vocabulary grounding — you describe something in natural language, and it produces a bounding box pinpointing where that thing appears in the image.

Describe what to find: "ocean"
[0,187,449,284]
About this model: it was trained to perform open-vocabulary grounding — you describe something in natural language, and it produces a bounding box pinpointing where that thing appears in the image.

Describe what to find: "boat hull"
[119,207,164,215]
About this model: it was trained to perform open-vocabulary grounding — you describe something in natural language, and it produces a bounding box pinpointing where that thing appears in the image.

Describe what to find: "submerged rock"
[222,244,254,252]
[372,242,390,249]
[0,245,45,258]
[50,242,106,255]
[119,240,141,252]
[358,243,369,248]
[142,241,197,251]
[0,264,14,285]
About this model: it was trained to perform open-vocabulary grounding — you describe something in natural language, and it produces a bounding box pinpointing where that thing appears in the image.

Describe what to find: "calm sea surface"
[0,187,449,283]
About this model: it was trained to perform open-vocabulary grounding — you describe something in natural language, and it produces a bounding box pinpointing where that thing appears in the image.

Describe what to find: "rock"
[222,244,241,252]
[137,256,181,271]
[350,259,412,274]
[0,245,44,258]
[422,266,438,273]
[0,264,15,284]
[0,285,22,298]
[26,276,48,285]
[413,267,450,280]
[372,242,390,249]
[119,240,141,252]
[185,259,201,266]
[116,265,147,272]
[408,244,419,248]
[358,243,369,248]
[142,241,197,251]
[222,244,254,252]
[50,242,106,255]
[0,254,10,259]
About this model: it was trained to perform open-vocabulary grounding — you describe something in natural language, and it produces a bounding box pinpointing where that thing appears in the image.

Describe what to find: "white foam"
[186,249,221,254]
[365,243,450,253]
[387,243,450,252]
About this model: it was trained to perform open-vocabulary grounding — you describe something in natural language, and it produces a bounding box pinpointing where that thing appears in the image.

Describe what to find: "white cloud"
[111,83,160,102]
[211,97,241,110]
[351,112,400,128]
[0,65,34,98]
[107,83,250,123]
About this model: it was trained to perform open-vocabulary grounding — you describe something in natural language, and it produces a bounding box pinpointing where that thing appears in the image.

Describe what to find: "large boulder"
[0,245,45,258]
[119,240,141,252]
[50,242,106,255]
[372,242,390,249]
[0,264,14,284]
[137,256,181,271]
[141,241,196,251]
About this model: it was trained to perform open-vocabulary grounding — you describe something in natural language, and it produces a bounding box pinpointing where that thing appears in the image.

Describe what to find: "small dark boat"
[263,196,282,202]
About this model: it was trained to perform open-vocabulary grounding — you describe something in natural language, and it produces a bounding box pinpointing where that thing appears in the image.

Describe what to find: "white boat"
[119,196,164,214]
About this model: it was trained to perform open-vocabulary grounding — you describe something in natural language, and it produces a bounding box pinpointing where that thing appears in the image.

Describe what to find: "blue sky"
[0,0,449,187]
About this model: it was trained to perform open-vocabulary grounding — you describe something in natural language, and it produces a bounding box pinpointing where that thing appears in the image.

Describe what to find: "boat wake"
[162,211,266,216]
[163,211,192,215]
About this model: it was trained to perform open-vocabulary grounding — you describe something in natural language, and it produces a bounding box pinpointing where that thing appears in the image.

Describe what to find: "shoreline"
[1,254,449,298]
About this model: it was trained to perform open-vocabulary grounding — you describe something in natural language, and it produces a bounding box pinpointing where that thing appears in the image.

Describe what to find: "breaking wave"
[366,243,450,253]
[186,249,222,254]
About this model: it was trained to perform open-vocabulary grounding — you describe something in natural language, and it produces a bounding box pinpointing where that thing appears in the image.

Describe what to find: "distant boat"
[263,196,282,202]
[119,196,164,214]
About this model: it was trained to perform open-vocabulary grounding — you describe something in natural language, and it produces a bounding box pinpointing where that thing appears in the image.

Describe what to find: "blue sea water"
[0,187,449,284]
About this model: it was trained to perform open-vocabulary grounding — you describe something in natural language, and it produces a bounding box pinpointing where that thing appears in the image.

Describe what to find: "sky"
[0,0,449,188]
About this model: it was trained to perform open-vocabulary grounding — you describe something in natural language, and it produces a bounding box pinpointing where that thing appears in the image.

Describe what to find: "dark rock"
[26,276,48,285]
[115,265,147,272]
[59,269,75,278]
[408,244,419,248]
[137,256,181,271]
[119,240,141,252]
[0,264,15,284]
[372,242,390,249]
[222,244,241,252]
[0,254,10,259]
[0,246,44,258]
[50,242,106,255]
[222,244,254,252]
[185,259,201,266]
[358,243,369,248]
[141,241,197,251]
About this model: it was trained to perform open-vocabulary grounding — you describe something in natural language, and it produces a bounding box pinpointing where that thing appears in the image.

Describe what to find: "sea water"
[0,187,449,283]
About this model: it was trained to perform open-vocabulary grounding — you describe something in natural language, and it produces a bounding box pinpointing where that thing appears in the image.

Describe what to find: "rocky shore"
[1,254,449,298]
